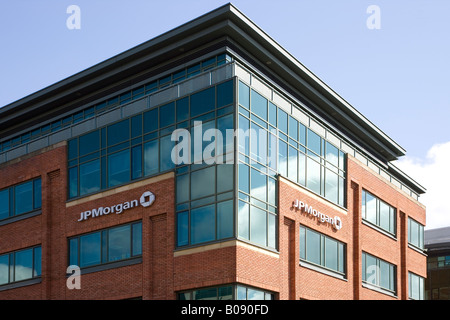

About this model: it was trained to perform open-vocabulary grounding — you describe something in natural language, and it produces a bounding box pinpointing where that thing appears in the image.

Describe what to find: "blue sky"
[1,1,449,229]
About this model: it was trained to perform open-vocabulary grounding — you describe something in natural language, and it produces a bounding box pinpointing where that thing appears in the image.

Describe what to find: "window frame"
[68,221,142,270]
[299,225,346,278]
[0,177,42,224]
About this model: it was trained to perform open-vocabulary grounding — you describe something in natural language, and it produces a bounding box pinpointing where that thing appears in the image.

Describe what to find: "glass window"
[217,80,233,108]
[191,166,215,200]
[278,140,288,177]
[107,120,129,147]
[144,139,159,176]
[409,272,424,300]
[278,109,288,134]
[176,97,189,122]
[288,146,298,181]
[0,254,8,285]
[408,218,424,249]
[14,248,33,282]
[176,174,189,203]
[306,157,321,195]
[143,108,158,133]
[79,131,100,156]
[251,89,267,120]
[300,225,346,275]
[362,252,396,293]
[79,159,100,196]
[217,164,233,193]
[289,116,298,140]
[238,200,249,239]
[190,87,215,117]
[251,168,267,202]
[191,204,215,244]
[239,163,250,194]
[250,206,267,247]
[268,102,277,127]
[0,189,9,220]
[307,129,321,157]
[362,190,396,236]
[108,149,130,187]
[108,225,131,262]
[160,102,175,128]
[305,228,320,265]
[70,222,142,269]
[326,142,339,167]
[0,178,42,221]
[80,232,101,267]
[0,247,41,286]
[177,211,189,246]
[14,181,33,215]
[217,200,233,239]
[239,81,250,109]
[160,135,175,172]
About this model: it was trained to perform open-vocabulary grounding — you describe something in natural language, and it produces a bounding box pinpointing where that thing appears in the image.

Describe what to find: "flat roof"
[0,3,425,193]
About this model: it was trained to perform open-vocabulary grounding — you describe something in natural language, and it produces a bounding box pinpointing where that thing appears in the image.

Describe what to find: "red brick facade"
[0,144,426,300]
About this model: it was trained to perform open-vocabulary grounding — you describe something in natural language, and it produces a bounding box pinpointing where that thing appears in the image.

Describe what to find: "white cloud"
[396,141,450,230]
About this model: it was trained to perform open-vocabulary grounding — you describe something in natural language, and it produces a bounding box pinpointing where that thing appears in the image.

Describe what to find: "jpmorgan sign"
[78,191,155,222]
[293,199,342,231]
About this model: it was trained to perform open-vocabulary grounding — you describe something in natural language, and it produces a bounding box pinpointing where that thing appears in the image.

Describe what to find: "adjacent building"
[0,4,426,300]
[425,226,450,300]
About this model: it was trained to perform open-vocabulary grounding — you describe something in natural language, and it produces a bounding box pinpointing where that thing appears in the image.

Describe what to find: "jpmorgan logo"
[293,199,342,231]
[78,191,155,222]
[140,191,155,207]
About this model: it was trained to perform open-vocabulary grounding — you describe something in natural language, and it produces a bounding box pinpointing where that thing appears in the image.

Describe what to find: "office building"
[0,4,426,300]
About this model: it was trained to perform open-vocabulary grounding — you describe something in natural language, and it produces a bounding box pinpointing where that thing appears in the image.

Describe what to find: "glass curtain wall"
[237,80,346,251]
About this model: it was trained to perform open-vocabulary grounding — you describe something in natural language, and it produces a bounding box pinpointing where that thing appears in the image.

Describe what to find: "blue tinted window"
[217,80,233,108]
[278,109,287,133]
[33,179,41,209]
[131,114,142,138]
[160,102,175,127]
[159,135,175,171]
[68,139,78,160]
[15,181,33,215]
[217,200,233,239]
[80,232,101,267]
[69,167,78,198]
[250,206,266,246]
[190,87,215,117]
[108,225,131,262]
[191,204,215,244]
[0,189,9,220]
[108,149,130,187]
[144,108,158,133]
[239,81,250,109]
[307,129,321,156]
[131,146,142,180]
[289,116,298,140]
[251,90,267,120]
[268,102,277,127]
[132,223,142,256]
[79,131,99,156]
[79,159,100,195]
[15,249,33,281]
[177,211,189,246]
[144,140,159,176]
[108,120,129,146]
[176,97,189,122]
